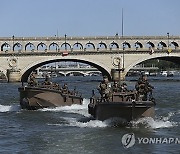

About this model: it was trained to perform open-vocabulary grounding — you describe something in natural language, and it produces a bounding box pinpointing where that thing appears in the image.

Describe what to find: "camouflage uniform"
[112,81,120,92]
[62,83,69,94]
[120,82,128,92]
[28,73,38,86]
[135,75,154,101]
[44,75,52,85]
[98,76,111,101]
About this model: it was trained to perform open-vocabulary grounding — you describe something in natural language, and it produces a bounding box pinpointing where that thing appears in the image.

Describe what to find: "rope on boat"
[36,101,43,108]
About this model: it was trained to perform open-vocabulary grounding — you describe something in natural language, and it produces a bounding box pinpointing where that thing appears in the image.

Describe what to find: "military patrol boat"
[18,74,83,110]
[88,75,155,121]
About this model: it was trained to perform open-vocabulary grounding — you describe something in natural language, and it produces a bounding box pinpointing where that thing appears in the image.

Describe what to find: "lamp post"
[118,60,121,86]
[167,32,169,49]
[121,8,125,72]
[167,32,172,54]
[122,43,125,70]
[65,34,67,51]
[12,35,14,51]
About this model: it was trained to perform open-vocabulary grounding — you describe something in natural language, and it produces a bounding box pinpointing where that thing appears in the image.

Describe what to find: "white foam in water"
[41,99,179,129]
[131,117,178,129]
[40,99,90,117]
[178,110,180,114]
[64,117,108,128]
[62,116,130,128]
[0,104,21,112]
[162,112,175,121]
[40,99,109,128]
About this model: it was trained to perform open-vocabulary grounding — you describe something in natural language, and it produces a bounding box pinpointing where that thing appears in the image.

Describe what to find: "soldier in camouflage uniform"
[28,73,38,86]
[112,81,120,92]
[135,74,154,101]
[120,82,128,92]
[44,75,52,85]
[98,76,111,101]
[62,83,70,94]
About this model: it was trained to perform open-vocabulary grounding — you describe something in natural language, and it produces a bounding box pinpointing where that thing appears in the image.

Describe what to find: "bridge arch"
[171,41,179,49]
[110,41,119,49]
[157,41,167,50]
[97,42,107,50]
[21,57,111,82]
[37,42,47,51]
[25,42,35,51]
[85,42,95,50]
[58,72,66,76]
[126,55,180,75]
[13,42,22,52]
[1,42,11,52]
[73,42,83,50]
[49,42,59,51]
[60,43,71,50]
[146,41,155,49]
[123,41,131,49]
[66,71,86,76]
[135,41,143,49]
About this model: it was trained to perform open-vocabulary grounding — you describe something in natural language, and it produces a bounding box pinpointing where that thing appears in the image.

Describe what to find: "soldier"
[70,87,78,96]
[135,74,154,101]
[53,82,60,90]
[44,74,52,85]
[120,82,128,92]
[28,73,38,86]
[62,83,70,94]
[112,81,119,92]
[98,76,111,101]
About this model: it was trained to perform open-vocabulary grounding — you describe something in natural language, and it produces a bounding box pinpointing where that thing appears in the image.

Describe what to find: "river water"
[0,76,179,154]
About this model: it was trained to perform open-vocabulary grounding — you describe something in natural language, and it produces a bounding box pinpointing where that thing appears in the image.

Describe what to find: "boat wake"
[131,117,177,129]
[0,104,21,112]
[131,111,179,129]
[41,99,179,129]
[0,100,179,129]
[40,98,90,117]
[63,117,108,128]
[43,99,109,128]
[68,116,177,129]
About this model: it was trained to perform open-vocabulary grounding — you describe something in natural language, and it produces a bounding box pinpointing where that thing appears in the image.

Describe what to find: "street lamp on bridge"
[167,32,172,54]
[65,34,67,51]
[167,32,169,48]
[12,35,14,51]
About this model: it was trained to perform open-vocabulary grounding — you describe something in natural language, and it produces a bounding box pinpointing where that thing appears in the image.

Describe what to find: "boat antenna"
[65,34,67,51]
[118,61,121,86]
[122,8,124,37]
[122,8,125,70]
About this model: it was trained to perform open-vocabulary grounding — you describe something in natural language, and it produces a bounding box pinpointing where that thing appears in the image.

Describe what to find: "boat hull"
[88,101,155,121]
[18,87,82,110]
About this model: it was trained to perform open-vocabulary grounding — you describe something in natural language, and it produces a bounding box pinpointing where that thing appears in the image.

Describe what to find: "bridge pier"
[7,69,21,82]
[111,69,126,81]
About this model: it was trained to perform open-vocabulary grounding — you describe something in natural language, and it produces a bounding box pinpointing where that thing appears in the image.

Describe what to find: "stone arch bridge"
[0,36,180,82]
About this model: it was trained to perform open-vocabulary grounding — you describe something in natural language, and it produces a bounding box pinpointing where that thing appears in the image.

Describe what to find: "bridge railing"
[1,36,180,40]
[0,48,179,55]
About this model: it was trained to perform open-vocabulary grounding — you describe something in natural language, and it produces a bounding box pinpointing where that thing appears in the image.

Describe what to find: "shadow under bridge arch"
[21,58,111,82]
[125,55,180,76]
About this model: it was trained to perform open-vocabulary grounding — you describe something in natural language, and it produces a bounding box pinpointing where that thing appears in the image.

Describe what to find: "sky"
[0,0,180,37]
